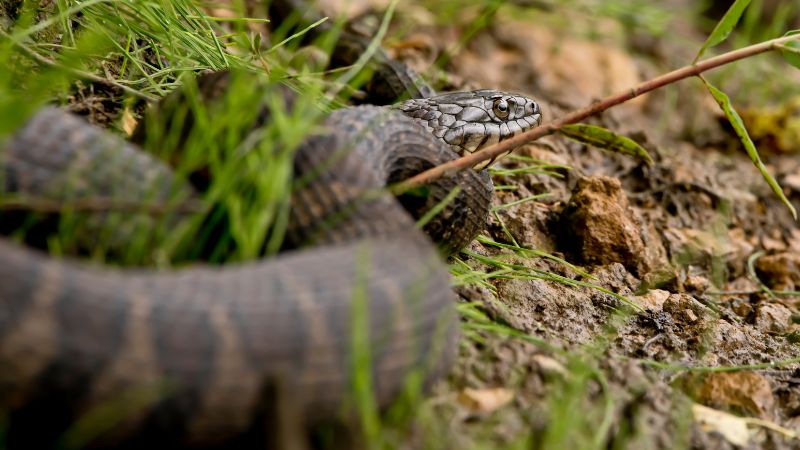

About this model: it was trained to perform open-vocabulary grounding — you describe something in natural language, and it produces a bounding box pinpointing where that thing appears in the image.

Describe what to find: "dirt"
[376,3,800,449]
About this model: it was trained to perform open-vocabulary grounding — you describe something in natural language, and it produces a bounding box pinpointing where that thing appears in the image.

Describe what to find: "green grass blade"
[267,17,329,54]
[639,355,800,372]
[491,193,551,212]
[694,0,752,62]
[415,186,461,228]
[475,235,595,279]
[332,0,398,96]
[701,78,797,220]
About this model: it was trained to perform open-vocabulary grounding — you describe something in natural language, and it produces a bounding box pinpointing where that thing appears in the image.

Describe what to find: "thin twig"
[394,33,800,193]
[0,28,157,101]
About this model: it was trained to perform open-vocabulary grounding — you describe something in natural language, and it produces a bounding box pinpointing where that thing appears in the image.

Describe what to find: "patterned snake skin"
[0,76,540,447]
[394,91,542,169]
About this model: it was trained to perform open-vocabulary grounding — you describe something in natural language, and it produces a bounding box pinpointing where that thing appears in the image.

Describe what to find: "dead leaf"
[121,108,138,137]
[457,387,514,413]
[692,403,751,446]
[532,354,568,377]
[693,403,800,446]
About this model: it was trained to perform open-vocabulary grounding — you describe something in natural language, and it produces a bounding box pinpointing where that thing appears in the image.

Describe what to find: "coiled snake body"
[0,61,540,450]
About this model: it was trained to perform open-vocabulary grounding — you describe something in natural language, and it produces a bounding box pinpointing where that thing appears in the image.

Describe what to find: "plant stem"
[393,33,800,193]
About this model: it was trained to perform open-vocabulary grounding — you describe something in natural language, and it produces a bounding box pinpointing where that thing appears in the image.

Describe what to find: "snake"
[0,8,541,450]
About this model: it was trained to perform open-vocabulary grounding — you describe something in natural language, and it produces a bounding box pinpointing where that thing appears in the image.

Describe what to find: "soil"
[377,2,800,449]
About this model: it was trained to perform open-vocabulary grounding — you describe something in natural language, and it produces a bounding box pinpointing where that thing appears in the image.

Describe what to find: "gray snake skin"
[394,91,542,169]
[0,78,540,448]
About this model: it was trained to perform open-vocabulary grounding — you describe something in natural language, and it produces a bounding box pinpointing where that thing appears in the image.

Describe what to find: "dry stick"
[394,33,800,193]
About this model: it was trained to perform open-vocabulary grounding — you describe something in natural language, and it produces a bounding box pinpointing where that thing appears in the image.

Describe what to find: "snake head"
[393,90,542,169]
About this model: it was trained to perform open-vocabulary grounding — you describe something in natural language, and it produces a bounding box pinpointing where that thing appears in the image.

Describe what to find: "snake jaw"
[393,89,541,169]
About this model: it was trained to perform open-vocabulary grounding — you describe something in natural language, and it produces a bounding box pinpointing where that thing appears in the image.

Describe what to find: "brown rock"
[494,196,558,253]
[634,289,671,312]
[683,371,776,419]
[663,293,707,325]
[753,302,792,333]
[662,227,754,279]
[683,309,699,323]
[754,252,800,291]
[730,301,754,320]
[560,176,649,275]
[684,274,711,294]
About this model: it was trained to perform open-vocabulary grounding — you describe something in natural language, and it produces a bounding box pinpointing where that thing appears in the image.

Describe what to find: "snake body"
[0,88,539,449]
[0,10,541,449]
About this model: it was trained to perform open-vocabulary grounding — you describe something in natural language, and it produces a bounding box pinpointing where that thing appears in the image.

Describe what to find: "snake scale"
[0,4,541,449]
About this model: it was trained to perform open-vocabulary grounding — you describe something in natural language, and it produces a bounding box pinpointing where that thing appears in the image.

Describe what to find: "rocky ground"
[371,1,800,449]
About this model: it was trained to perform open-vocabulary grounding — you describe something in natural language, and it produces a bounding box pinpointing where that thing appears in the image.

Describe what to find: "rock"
[559,176,649,276]
[753,302,792,333]
[682,308,699,323]
[754,252,800,291]
[683,371,776,419]
[684,274,711,294]
[663,293,708,325]
[634,289,671,312]
[662,227,754,279]
[792,230,800,253]
[494,195,558,252]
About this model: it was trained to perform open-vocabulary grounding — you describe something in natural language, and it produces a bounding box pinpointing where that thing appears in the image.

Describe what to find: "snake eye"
[492,98,510,119]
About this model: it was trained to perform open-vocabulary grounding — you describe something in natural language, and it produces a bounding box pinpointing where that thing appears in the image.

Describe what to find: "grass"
[1,0,799,449]
[2,0,334,265]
